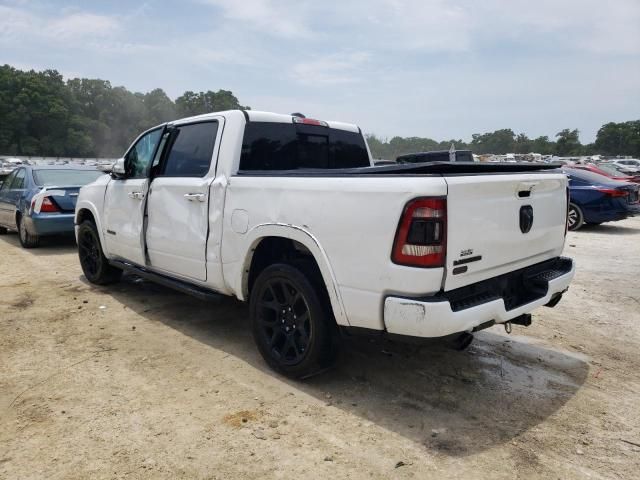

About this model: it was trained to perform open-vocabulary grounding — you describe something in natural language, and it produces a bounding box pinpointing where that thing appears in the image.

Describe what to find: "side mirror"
[111,158,126,178]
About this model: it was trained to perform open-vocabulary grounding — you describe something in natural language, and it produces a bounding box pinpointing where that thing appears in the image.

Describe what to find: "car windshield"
[33,169,104,187]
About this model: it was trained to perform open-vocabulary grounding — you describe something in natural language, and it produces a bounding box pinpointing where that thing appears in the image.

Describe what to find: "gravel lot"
[1,217,639,479]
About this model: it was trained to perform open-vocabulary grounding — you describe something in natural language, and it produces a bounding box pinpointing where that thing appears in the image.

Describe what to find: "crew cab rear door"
[145,119,222,282]
[443,173,568,291]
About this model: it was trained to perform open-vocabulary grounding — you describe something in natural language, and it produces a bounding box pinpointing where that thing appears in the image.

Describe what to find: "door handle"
[184,193,206,202]
[128,191,145,200]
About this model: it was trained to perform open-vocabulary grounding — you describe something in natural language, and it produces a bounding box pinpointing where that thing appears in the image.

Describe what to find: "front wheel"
[77,220,122,285]
[250,263,338,379]
[567,203,584,231]
[17,215,39,248]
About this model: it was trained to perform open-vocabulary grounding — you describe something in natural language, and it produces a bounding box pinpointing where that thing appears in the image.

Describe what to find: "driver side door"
[103,128,163,265]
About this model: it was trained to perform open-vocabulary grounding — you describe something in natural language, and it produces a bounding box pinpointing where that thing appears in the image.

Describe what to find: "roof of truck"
[169,110,360,133]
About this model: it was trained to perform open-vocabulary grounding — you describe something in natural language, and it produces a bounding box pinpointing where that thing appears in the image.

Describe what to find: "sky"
[0,0,639,143]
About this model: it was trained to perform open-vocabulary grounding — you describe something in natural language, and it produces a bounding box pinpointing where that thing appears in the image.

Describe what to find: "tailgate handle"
[517,182,538,198]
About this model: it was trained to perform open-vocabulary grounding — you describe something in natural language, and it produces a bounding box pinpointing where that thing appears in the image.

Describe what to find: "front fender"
[74,200,109,256]
[235,223,349,327]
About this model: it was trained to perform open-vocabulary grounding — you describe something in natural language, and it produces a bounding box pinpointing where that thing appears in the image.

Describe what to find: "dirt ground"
[1,218,639,480]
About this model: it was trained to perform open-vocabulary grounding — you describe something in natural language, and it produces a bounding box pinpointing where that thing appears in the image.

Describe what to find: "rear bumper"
[384,256,575,338]
[25,213,76,236]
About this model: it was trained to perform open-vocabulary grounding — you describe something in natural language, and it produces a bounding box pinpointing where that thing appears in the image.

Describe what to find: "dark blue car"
[564,167,640,231]
[0,165,105,248]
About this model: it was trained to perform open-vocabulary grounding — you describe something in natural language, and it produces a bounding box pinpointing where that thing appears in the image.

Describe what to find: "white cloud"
[470,0,640,55]
[46,12,118,39]
[291,52,371,86]
[200,0,311,38]
[0,6,119,44]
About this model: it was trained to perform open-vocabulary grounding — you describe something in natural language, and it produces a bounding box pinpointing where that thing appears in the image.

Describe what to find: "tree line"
[0,65,249,157]
[1,65,638,160]
[368,122,640,160]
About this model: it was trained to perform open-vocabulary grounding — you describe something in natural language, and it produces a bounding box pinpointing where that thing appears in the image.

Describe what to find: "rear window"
[240,122,370,170]
[33,169,104,187]
[563,168,615,184]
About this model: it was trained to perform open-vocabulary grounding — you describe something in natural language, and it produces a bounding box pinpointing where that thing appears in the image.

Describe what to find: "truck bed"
[236,162,562,176]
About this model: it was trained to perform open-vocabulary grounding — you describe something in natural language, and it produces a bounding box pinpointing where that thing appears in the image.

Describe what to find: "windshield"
[33,169,104,187]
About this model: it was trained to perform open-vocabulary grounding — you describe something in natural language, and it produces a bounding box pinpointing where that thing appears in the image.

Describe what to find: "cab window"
[125,129,163,178]
[11,169,26,189]
[0,170,17,191]
[160,122,218,177]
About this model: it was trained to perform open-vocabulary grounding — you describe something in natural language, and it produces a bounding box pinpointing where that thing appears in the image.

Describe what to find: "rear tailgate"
[444,172,568,291]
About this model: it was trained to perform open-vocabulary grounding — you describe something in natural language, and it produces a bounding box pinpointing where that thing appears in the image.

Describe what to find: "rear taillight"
[392,198,446,267]
[596,188,628,198]
[31,196,60,213]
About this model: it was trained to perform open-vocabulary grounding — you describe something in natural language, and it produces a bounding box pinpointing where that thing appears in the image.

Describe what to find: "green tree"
[595,121,640,157]
[175,89,249,117]
[555,129,581,156]
[470,129,516,154]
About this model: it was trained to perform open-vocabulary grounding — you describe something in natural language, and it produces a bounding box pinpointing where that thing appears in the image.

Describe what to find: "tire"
[77,220,122,285]
[17,215,39,248]
[250,262,338,379]
[567,203,584,231]
[0,225,7,235]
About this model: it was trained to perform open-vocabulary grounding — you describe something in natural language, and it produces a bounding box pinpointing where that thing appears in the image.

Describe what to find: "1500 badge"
[460,249,474,257]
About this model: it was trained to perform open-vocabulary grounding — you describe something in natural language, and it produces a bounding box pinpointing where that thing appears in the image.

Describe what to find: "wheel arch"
[239,224,348,326]
[75,202,108,254]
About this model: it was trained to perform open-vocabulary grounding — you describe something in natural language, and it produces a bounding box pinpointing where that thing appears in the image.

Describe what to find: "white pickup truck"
[75,110,575,378]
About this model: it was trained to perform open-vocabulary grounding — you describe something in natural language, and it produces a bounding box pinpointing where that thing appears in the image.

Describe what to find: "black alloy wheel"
[256,276,313,366]
[250,263,338,378]
[77,220,122,285]
[78,226,101,278]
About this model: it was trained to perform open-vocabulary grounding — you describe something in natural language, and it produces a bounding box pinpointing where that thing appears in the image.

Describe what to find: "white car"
[611,159,640,173]
[75,110,575,378]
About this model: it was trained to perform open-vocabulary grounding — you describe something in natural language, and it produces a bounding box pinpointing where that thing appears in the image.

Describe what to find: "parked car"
[563,167,640,230]
[610,159,640,173]
[597,162,640,183]
[572,163,640,184]
[75,110,575,378]
[0,165,105,247]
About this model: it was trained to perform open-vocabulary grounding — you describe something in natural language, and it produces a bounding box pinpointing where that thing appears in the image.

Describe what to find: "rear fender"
[237,223,349,326]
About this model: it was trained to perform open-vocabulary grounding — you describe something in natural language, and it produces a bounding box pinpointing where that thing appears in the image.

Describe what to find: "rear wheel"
[567,203,584,231]
[77,220,122,285]
[250,263,338,379]
[17,215,39,248]
[0,226,7,235]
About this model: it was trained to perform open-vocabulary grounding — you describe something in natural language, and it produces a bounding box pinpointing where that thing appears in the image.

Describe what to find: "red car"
[572,163,640,184]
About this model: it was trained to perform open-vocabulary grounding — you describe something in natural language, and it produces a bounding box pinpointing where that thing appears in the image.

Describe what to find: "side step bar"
[110,260,224,302]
